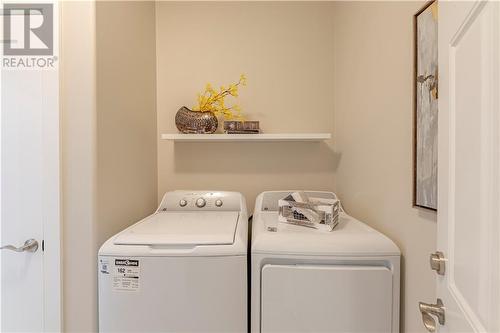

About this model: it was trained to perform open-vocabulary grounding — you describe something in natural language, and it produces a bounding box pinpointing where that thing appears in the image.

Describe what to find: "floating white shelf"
[161,133,331,142]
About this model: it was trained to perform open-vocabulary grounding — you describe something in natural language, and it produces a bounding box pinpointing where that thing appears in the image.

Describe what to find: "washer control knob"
[195,198,206,208]
[215,199,223,207]
[179,199,187,207]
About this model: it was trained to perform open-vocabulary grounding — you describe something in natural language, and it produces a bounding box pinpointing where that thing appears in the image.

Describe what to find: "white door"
[429,1,500,332]
[0,2,61,332]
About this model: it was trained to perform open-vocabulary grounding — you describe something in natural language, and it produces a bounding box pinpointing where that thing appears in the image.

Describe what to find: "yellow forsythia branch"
[192,74,247,120]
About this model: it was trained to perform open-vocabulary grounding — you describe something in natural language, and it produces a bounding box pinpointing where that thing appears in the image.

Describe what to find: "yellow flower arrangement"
[192,74,247,120]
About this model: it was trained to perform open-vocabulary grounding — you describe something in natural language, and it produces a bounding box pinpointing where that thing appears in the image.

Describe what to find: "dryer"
[251,191,400,333]
[98,191,247,333]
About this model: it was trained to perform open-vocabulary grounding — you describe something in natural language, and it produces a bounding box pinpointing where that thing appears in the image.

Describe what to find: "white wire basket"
[278,196,340,231]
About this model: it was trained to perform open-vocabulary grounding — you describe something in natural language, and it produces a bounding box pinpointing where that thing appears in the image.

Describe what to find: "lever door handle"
[419,298,445,332]
[0,239,39,253]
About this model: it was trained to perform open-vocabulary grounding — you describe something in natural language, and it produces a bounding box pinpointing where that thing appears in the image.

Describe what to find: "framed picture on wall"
[413,0,438,211]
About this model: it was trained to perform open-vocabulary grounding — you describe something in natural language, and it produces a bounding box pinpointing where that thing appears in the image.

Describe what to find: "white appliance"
[251,191,401,333]
[98,191,248,333]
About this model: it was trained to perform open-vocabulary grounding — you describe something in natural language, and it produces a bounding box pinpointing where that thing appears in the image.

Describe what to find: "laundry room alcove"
[86,2,438,332]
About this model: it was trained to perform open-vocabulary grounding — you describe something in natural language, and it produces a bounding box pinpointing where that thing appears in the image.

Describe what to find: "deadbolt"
[430,251,446,275]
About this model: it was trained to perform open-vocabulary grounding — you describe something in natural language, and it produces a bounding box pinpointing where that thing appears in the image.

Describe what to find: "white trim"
[41,67,62,332]
[0,18,3,332]
[42,2,62,331]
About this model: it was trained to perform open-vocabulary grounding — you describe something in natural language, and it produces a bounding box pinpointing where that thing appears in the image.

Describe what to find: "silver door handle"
[0,239,38,252]
[419,298,445,332]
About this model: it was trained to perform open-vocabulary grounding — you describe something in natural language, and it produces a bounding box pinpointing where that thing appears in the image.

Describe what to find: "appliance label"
[112,259,140,292]
[99,258,110,274]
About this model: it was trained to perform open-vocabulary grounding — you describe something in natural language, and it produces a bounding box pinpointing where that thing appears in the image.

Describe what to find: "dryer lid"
[113,211,239,246]
[251,212,400,256]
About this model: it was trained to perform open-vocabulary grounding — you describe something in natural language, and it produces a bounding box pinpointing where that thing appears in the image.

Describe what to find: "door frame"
[41,67,62,331]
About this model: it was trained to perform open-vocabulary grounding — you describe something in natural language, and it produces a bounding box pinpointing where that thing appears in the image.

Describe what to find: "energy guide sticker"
[112,259,140,292]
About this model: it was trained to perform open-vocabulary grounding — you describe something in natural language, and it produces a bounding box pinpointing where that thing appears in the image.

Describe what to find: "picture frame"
[413,0,438,211]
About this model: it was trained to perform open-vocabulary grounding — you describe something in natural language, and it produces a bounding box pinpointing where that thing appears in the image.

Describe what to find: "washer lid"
[113,211,239,246]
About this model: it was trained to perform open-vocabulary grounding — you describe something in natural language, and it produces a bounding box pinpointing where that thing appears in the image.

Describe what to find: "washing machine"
[251,191,400,333]
[98,191,248,333]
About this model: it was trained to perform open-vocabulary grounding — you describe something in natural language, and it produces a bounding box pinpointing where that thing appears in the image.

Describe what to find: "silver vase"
[175,106,218,134]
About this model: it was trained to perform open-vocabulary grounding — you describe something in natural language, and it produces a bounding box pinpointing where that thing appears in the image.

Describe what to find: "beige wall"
[61,1,157,331]
[96,1,158,247]
[61,2,98,331]
[156,2,336,210]
[332,2,437,332]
